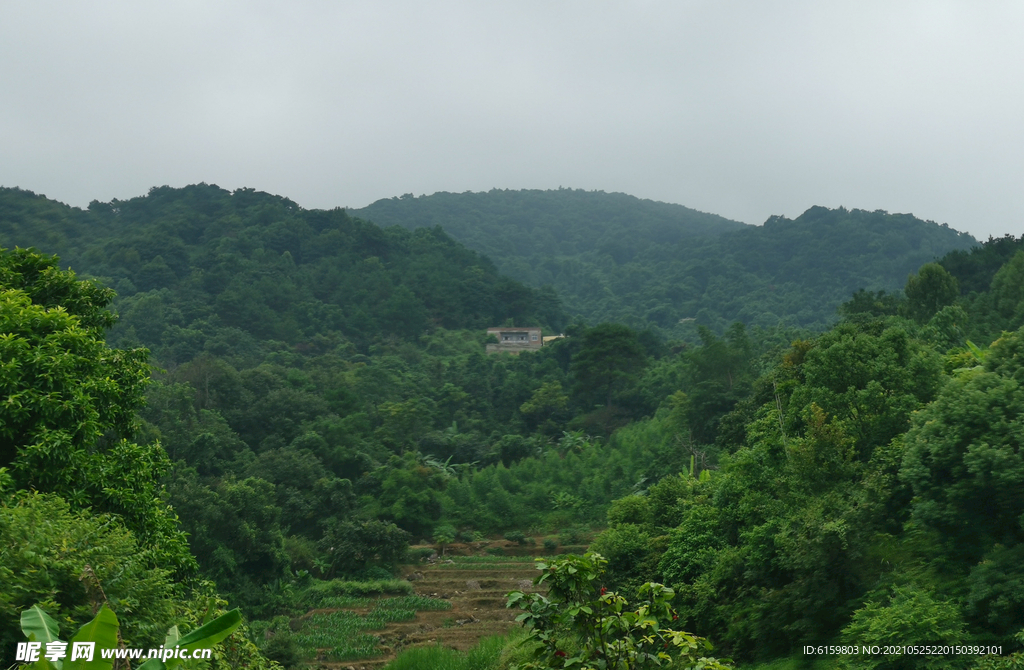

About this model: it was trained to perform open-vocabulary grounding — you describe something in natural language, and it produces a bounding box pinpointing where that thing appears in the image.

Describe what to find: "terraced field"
[305,542,587,669]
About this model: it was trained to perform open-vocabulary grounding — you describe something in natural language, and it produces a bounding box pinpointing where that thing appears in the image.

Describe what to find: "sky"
[2,1,1022,240]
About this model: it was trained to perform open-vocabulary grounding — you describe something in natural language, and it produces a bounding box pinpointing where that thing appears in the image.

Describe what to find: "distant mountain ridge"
[352,191,977,335]
[351,189,748,264]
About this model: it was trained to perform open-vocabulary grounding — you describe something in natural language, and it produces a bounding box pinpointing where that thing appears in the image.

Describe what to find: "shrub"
[605,494,652,528]
[284,534,319,573]
[505,530,527,545]
[407,547,436,562]
[839,584,968,670]
[0,493,177,652]
[559,525,589,546]
[589,524,654,591]
[506,552,732,670]
[359,566,395,581]
[305,578,412,602]
[263,628,301,669]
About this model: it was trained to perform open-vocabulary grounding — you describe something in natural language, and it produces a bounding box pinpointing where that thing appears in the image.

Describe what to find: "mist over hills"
[353,189,977,336]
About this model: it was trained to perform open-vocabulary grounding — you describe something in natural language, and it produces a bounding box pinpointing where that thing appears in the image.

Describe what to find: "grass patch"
[377,595,452,611]
[294,595,451,661]
[385,633,524,670]
[384,645,471,670]
[294,611,384,661]
[443,555,538,563]
[312,595,370,609]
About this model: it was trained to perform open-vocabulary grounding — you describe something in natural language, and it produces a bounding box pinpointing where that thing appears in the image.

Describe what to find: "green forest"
[352,190,976,335]
[2,183,1024,670]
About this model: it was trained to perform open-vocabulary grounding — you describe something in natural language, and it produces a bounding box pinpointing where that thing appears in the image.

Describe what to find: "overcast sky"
[2,1,1022,239]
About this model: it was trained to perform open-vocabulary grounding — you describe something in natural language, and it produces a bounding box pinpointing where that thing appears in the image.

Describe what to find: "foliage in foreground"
[0,492,176,653]
[0,247,192,573]
[14,601,241,670]
[0,246,277,669]
[506,552,731,670]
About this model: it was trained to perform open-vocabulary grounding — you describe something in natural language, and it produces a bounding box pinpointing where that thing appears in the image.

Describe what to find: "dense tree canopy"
[354,192,976,335]
[0,247,192,572]
[587,237,1024,665]
[0,246,258,666]
[0,185,566,366]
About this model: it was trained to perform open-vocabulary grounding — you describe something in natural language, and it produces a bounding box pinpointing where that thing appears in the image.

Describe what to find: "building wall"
[485,327,542,353]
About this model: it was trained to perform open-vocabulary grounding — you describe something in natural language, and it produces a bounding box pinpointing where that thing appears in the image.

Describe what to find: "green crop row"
[293,595,449,660]
[442,555,539,564]
[376,595,452,611]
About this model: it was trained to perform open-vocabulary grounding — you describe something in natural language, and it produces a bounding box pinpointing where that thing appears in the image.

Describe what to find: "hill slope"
[0,184,565,363]
[351,188,747,265]
[353,191,977,335]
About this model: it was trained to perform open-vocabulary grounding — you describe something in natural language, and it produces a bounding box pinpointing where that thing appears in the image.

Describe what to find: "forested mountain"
[350,188,747,263]
[0,184,564,362]
[353,191,976,334]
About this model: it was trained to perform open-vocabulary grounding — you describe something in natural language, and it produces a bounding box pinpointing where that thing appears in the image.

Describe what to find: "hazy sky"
[2,1,1022,239]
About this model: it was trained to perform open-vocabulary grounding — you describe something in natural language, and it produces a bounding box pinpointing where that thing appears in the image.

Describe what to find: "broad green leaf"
[21,604,64,669]
[163,625,180,649]
[66,605,118,670]
[163,609,241,669]
[21,604,62,645]
[175,609,240,647]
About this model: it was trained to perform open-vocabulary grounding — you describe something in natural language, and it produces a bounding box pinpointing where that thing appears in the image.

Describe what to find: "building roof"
[486,326,541,332]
